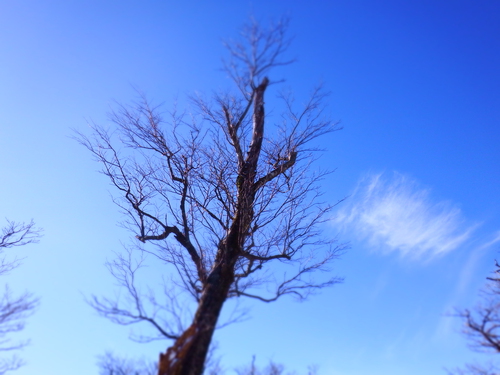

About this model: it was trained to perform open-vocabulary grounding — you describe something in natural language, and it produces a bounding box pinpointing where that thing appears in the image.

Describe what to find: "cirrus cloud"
[333,172,478,260]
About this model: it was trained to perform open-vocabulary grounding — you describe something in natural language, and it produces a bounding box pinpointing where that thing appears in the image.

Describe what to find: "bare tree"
[0,219,41,374]
[78,18,344,375]
[235,356,318,375]
[450,262,500,375]
[97,352,157,375]
[97,354,317,375]
[446,363,499,375]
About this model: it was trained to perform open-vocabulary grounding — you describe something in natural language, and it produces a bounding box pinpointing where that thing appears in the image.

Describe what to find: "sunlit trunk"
[157,259,235,375]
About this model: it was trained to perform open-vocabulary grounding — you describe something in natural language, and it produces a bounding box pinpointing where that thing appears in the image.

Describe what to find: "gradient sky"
[1,1,500,374]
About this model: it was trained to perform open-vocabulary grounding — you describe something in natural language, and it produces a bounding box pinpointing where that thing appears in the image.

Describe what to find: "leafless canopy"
[78,18,344,375]
[0,220,40,251]
[451,262,500,374]
[446,363,500,375]
[97,352,157,375]
[97,353,317,375]
[0,220,41,374]
[235,356,318,375]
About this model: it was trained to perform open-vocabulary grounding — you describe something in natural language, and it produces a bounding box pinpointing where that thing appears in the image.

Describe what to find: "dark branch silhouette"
[449,262,500,374]
[97,352,157,375]
[0,219,41,374]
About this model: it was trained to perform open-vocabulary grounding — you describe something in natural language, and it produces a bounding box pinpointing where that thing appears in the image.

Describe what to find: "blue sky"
[1,1,500,374]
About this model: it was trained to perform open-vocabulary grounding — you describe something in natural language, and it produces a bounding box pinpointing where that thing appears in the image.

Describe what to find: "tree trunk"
[157,258,235,375]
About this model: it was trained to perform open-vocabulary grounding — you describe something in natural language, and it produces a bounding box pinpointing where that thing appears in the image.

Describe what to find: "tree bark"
[158,260,235,375]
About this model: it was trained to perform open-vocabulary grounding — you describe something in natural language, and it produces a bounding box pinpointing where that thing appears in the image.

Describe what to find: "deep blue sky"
[1,1,499,374]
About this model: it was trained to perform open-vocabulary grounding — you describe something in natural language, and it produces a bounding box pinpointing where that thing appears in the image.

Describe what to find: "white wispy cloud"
[333,172,477,260]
